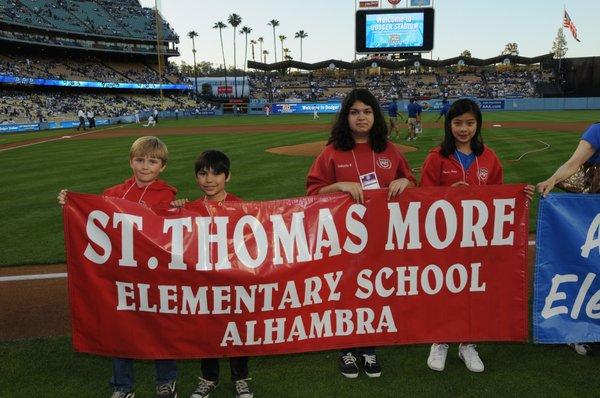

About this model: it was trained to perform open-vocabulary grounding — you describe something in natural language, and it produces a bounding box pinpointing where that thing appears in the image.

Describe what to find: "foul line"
[0,272,67,282]
[0,125,124,153]
[1,240,538,282]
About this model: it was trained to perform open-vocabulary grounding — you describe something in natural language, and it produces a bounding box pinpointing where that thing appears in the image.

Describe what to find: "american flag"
[563,10,581,42]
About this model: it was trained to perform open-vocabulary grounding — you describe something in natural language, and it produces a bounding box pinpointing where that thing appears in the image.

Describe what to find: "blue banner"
[271,102,341,115]
[47,119,110,129]
[0,74,191,90]
[0,123,40,133]
[533,194,600,343]
[478,99,505,110]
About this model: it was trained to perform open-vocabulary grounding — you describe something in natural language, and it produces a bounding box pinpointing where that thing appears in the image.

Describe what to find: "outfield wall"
[0,109,223,134]
[247,97,600,115]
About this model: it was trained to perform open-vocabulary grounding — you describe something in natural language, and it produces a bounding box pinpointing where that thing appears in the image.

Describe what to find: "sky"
[139,0,600,68]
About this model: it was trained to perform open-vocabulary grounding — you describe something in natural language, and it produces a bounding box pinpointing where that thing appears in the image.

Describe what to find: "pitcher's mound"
[267,141,417,156]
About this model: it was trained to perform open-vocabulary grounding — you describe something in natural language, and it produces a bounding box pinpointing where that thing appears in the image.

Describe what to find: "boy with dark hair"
[187,150,252,398]
[58,136,178,398]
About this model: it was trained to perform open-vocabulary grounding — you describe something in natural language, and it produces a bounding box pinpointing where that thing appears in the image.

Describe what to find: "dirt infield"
[0,120,589,152]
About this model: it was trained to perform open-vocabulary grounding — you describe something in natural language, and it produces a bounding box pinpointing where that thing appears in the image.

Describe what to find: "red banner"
[63,186,529,359]
[217,86,232,94]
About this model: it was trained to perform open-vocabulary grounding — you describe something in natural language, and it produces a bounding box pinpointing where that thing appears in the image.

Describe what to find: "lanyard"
[351,148,376,180]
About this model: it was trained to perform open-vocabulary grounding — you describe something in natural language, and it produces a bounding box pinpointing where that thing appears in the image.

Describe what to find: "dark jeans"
[110,358,177,392]
[77,117,86,131]
[339,347,376,357]
[201,357,249,382]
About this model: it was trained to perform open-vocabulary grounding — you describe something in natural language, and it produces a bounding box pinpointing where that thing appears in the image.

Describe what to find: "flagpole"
[559,5,564,72]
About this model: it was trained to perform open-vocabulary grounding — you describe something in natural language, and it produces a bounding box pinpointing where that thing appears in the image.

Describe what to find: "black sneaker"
[339,351,359,378]
[233,378,253,398]
[190,377,218,398]
[361,353,382,378]
[156,380,177,398]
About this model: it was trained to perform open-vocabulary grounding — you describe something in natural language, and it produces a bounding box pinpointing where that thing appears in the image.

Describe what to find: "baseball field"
[1,110,599,397]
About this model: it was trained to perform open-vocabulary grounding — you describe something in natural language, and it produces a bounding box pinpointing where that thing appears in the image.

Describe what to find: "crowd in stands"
[249,68,552,102]
[0,52,186,84]
[0,0,177,41]
[0,90,213,124]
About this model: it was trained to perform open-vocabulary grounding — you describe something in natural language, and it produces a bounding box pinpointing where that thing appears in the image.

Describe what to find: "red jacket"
[306,142,416,195]
[420,145,503,187]
[103,177,177,206]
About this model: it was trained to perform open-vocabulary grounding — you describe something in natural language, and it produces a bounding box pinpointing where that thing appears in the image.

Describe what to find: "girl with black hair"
[420,98,534,373]
[306,88,416,379]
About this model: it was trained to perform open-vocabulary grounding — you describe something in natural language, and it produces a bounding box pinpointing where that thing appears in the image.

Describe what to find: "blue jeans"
[110,358,177,392]
[339,347,376,356]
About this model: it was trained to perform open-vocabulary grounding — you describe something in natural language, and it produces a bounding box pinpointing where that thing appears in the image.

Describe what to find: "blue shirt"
[454,150,476,171]
[388,101,398,117]
[407,102,421,118]
[582,123,600,164]
[440,102,451,116]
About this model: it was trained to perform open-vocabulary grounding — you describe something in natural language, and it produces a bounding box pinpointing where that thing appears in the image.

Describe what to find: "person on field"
[76,109,86,131]
[406,98,421,141]
[58,136,179,398]
[144,115,156,127]
[387,98,402,140]
[537,122,600,356]
[87,109,96,129]
[435,98,451,122]
[420,98,534,373]
[306,88,416,379]
[171,150,253,398]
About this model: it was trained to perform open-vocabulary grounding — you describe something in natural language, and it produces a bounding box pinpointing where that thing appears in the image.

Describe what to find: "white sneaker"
[569,343,592,355]
[459,343,484,372]
[427,343,449,371]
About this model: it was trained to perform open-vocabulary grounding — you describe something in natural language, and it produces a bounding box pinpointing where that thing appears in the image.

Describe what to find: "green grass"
[2,337,599,397]
[0,111,596,266]
[1,111,599,397]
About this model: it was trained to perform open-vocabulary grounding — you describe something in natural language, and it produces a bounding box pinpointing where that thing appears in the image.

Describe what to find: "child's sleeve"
[306,150,336,196]
[490,155,504,185]
[419,153,440,187]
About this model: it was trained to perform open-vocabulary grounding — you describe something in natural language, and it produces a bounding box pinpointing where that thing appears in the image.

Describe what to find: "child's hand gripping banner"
[534,194,600,343]
[63,185,529,359]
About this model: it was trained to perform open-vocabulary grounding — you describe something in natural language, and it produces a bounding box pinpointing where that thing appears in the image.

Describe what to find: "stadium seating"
[0,0,177,40]
[249,67,552,102]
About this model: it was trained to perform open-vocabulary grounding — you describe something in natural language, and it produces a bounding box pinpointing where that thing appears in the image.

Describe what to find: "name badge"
[360,172,380,190]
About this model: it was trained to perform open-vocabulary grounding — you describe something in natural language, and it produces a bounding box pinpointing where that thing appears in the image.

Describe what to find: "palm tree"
[262,50,269,64]
[227,13,242,97]
[268,19,279,62]
[213,21,228,97]
[187,30,199,95]
[250,39,257,61]
[294,30,308,62]
[240,26,252,98]
[257,37,264,61]
[278,35,287,63]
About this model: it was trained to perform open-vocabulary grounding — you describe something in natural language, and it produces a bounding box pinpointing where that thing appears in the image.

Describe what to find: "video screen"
[356,8,434,53]
[365,13,424,48]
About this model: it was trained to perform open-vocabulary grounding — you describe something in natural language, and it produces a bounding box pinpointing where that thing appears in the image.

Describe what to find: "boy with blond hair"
[58,136,178,398]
